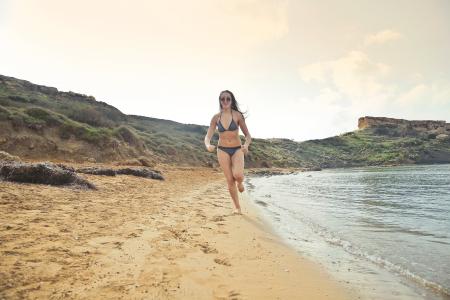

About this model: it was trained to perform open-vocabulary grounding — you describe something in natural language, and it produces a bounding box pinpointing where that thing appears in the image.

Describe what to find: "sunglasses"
[220,96,231,102]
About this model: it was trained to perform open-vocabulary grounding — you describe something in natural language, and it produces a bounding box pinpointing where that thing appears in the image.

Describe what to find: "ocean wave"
[267,202,450,298]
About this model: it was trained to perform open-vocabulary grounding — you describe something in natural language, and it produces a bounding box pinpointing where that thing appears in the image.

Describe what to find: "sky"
[1,0,449,141]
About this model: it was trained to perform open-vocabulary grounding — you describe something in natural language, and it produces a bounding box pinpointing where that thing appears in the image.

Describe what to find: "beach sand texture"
[0,165,356,299]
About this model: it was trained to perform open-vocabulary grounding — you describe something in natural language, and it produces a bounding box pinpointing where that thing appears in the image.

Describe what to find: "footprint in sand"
[229,290,241,300]
[214,286,242,300]
[196,213,207,219]
[211,215,226,222]
[197,242,218,254]
[214,257,231,266]
[168,228,189,242]
[113,241,124,249]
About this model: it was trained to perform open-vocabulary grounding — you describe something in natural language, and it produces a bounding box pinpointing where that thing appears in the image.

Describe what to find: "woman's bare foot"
[233,208,242,215]
[237,182,245,193]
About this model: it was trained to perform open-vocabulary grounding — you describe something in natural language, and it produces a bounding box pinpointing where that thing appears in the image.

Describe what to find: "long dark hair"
[219,90,246,119]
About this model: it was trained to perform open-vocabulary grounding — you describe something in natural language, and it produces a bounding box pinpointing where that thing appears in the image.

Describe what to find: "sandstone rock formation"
[358,116,450,135]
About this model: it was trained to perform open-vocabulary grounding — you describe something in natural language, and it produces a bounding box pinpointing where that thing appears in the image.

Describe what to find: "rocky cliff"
[358,116,450,135]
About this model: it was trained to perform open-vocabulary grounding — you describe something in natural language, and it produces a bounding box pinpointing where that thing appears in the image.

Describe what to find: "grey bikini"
[216,111,242,157]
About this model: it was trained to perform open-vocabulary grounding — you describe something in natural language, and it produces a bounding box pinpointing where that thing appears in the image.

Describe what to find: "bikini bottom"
[218,145,242,157]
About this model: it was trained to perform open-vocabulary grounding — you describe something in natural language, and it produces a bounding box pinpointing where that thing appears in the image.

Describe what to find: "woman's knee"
[226,178,235,187]
[233,173,244,182]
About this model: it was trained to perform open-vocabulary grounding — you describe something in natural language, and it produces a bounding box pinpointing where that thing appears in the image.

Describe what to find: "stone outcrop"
[76,166,164,180]
[115,167,164,180]
[76,167,117,176]
[358,116,450,134]
[0,161,96,189]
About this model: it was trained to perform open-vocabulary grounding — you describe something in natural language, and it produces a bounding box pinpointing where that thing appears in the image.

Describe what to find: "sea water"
[245,164,450,300]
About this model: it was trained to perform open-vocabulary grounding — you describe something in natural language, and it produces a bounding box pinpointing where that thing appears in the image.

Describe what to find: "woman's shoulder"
[210,112,220,123]
[232,109,244,119]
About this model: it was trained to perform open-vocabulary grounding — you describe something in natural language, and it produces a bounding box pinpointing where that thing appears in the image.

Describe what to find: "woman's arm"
[238,113,252,151]
[204,114,218,152]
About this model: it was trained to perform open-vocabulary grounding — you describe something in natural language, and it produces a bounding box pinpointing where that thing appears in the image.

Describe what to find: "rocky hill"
[0,74,212,166]
[1,74,449,168]
[358,116,450,134]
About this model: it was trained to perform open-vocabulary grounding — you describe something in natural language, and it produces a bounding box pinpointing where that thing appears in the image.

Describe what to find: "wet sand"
[0,164,357,299]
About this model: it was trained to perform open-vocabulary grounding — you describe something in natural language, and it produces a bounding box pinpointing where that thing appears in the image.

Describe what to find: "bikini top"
[217,111,238,132]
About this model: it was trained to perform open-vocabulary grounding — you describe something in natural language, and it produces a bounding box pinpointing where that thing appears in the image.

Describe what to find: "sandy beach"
[0,164,357,299]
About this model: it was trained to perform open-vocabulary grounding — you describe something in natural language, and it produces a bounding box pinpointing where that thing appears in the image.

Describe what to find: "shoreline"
[245,166,450,300]
[235,187,360,299]
[245,162,450,178]
[0,165,358,299]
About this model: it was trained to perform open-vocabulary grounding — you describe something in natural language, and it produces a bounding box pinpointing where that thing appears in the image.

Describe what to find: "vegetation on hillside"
[1,74,449,168]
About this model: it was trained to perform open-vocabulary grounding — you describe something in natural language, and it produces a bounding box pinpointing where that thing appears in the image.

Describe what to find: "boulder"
[116,167,164,180]
[0,161,95,189]
[76,167,117,176]
[76,166,164,180]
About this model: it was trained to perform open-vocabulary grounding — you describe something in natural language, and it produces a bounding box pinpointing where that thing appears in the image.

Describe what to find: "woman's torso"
[216,110,241,147]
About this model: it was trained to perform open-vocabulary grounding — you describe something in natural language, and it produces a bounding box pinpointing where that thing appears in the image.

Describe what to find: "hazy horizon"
[1,0,449,141]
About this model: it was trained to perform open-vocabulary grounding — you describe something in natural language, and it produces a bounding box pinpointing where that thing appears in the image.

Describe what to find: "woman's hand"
[206,144,216,152]
[241,144,249,155]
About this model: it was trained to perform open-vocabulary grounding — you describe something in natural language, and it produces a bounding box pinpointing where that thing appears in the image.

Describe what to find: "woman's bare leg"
[231,149,245,193]
[217,149,241,213]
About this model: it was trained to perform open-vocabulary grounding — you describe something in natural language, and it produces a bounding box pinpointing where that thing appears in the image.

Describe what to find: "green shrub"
[60,122,85,139]
[153,132,170,139]
[114,125,140,145]
[80,127,111,143]
[7,111,27,128]
[0,105,10,120]
[60,121,111,144]
[67,107,114,127]
[427,133,437,140]
[24,107,63,126]
[8,95,28,103]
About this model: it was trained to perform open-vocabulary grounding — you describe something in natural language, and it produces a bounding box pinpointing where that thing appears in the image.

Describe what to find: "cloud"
[364,29,402,46]
[220,0,290,44]
[1,0,291,124]
[298,26,450,128]
[397,82,450,106]
[316,87,343,106]
[299,50,391,100]
[7,0,290,61]
[397,84,427,104]
[297,49,395,135]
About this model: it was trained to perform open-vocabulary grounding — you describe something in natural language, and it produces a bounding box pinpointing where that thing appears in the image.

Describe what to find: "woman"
[204,90,251,215]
